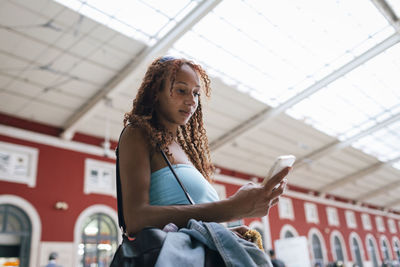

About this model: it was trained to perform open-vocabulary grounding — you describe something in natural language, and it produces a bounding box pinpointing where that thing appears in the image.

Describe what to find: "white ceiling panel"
[0,1,44,27]
[67,36,103,60]
[241,132,298,156]
[0,29,33,56]
[4,78,43,98]
[47,53,83,74]
[112,93,135,113]
[334,147,380,168]
[58,78,98,99]
[0,91,29,114]
[213,150,268,177]
[53,6,99,37]
[40,90,86,110]
[88,45,132,71]
[0,74,13,89]
[51,28,87,51]
[11,0,64,16]
[210,78,266,111]
[107,33,146,55]
[204,107,242,129]
[16,99,72,126]
[77,116,123,141]
[68,60,116,85]
[19,68,62,87]
[257,118,336,158]
[11,38,50,63]
[206,127,226,143]
[0,52,29,78]
[206,94,262,123]
[88,23,118,43]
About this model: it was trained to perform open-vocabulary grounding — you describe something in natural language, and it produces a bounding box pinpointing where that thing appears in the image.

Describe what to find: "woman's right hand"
[228,167,291,218]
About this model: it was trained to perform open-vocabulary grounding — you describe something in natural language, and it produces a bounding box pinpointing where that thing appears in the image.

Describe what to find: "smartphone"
[261,155,296,186]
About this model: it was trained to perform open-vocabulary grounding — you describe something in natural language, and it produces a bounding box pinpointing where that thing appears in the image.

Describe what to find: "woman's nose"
[185,94,196,106]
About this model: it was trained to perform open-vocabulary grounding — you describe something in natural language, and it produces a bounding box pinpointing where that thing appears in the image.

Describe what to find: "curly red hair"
[124,56,214,181]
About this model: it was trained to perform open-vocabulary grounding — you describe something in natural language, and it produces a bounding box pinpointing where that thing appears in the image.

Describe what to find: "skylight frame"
[53,0,200,45]
[172,0,394,107]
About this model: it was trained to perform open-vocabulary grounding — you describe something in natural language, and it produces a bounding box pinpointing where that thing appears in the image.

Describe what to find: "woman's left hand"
[229,225,251,239]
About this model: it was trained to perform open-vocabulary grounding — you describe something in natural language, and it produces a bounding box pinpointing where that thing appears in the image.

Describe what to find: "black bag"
[110,126,224,267]
[110,228,166,267]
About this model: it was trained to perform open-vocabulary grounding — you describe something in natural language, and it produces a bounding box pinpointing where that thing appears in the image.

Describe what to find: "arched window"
[280,224,298,239]
[393,239,400,261]
[367,237,379,267]
[333,236,344,262]
[0,204,31,267]
[78,213,118,267]
[381,238,391,262]
[312,234,324,266]
[351,237,363,267]
[284,231,294,238]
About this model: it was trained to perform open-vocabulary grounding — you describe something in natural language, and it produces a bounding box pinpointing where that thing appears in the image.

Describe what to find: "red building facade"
[1,117,399,267]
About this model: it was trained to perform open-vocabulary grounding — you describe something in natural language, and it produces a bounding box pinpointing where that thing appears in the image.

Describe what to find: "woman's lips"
[179,110,191,116]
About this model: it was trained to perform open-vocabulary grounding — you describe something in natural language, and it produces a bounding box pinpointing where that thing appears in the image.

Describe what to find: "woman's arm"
[119,126,289,236]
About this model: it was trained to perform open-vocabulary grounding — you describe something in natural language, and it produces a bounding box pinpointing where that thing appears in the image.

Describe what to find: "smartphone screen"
[262,155,296,186]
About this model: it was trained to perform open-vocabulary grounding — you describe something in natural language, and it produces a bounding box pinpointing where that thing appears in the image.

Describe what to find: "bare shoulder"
[120,125,148,148]
[119,125,152,163]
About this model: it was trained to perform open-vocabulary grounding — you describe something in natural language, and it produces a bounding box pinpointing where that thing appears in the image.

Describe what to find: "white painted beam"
[355,157,400,201]
[385,198,400,209]
[319,156,400,194]
[371,0,400,32]
[294,111,400,170]
[318,162,384,194]
[60,0,222,139]
[210,33,400,151]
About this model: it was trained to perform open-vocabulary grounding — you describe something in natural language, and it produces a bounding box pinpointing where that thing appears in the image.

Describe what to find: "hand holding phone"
[261,155,296,186]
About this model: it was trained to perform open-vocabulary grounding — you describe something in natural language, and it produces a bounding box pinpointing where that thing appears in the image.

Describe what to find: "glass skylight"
[287,42,400,162]
[54,0,199,45]
[172,0,393,107]
[352,120,400,170]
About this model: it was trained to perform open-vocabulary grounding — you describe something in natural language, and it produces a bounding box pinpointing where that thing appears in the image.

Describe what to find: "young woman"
[118,55,290,246]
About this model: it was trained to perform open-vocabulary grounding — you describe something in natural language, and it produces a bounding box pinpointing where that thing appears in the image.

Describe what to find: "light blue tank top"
[149,164,220,205]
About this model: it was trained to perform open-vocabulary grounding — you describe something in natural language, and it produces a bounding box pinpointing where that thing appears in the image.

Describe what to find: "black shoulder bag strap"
[115,125,195,233]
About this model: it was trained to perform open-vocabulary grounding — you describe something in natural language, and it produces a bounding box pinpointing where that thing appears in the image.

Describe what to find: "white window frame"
[73,204,120,267]
[279,224,299,239]
[365,234,381,267]
[326,207,339,226]
[330,230,348,262]
[304,202,319,224]
[392,237,400,261]
[376,216,385,232]
[388,219,397,234]
[0,195,41,267]
[308,228,328,264]
[345,210,357,229]
[278,197,294,220]
[380,235,393,261]
[349,232,365,265]
[84,158,116,197]
[0,141,38,187]
[362,213,372,231]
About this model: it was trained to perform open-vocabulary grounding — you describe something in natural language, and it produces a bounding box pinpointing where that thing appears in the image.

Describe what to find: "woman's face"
[155,63,200,130]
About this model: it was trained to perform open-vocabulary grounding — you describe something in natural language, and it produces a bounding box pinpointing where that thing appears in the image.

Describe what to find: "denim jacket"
[155,219,273,267]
